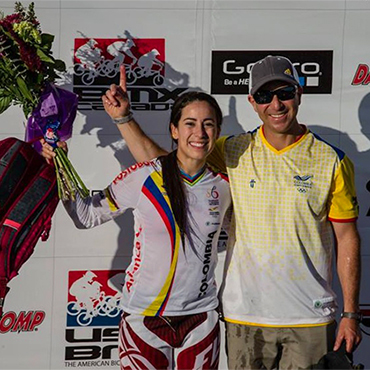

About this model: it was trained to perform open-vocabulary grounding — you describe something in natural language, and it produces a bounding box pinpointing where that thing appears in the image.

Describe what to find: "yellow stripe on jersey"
[259,128,309,154]
[104,188,119,212]
[141,170,181,316]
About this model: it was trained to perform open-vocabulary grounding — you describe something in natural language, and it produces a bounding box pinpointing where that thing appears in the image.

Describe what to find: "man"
[101,55,361,369]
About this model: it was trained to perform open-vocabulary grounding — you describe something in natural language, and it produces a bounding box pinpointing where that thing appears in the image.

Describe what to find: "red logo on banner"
[67,270,125,327]
[0,311,45,333]
[352,64,370,85]
[73,38,165,87]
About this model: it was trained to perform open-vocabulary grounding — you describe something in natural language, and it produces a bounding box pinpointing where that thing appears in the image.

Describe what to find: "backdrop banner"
[0,1,369,369]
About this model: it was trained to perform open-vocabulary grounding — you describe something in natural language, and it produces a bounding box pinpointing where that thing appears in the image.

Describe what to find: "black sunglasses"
[253,86,297,105]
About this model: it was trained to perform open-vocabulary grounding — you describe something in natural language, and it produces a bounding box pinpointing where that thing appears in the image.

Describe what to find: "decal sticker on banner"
[352,64,370,85]
[211,50,333,95]
[73,38,187,111]
[65,269,125,367]
[0,310,45,333]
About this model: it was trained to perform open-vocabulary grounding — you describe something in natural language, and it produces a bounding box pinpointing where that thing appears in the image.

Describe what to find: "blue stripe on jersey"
[312,132,345,161]
[225,126,259,142]
[180,166,206,186]
[143,176,176,246]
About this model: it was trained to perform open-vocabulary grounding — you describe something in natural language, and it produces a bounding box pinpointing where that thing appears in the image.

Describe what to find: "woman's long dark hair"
[159,91,223,250]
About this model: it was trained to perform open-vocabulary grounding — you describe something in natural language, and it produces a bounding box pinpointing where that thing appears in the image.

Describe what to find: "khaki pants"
[225,321,336,370]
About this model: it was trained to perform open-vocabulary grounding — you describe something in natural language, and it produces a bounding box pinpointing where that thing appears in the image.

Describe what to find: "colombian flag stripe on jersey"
[143,176,176,250]
[141,172,181,315]
[180,167,206,186]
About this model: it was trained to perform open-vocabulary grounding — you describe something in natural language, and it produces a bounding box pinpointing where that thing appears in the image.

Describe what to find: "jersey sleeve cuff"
[328,217,358,223]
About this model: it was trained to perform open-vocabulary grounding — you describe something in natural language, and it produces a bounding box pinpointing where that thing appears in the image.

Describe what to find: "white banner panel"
[1,257,54,369]
[0,1,369,368]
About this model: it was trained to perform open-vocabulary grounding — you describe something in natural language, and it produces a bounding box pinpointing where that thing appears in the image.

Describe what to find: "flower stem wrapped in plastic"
[25,84,89,200]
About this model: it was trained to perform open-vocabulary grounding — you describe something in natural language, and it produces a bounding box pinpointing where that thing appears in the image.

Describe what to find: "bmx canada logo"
[66,270,124,327]
[73,37,187,111]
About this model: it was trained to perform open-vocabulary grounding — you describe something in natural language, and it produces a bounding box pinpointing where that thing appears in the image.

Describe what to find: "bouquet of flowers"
[0,2,88,200]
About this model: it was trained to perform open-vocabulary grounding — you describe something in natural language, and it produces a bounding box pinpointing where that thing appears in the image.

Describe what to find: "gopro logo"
[212,50,333,95]
[293,62,321,87]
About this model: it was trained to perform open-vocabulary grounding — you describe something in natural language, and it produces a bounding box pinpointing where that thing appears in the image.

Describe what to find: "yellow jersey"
[208,126,358,327]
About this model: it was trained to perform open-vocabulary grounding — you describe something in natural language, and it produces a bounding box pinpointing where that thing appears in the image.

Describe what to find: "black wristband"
[341,312,362,321]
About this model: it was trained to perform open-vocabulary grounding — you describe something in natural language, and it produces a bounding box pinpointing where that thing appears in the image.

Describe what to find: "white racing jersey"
[65,159,231,316]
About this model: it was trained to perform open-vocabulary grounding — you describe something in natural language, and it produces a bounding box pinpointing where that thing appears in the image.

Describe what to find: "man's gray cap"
[249,55,301,95]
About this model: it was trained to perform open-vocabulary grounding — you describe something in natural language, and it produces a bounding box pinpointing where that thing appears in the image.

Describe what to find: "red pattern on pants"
[119,310,220,370]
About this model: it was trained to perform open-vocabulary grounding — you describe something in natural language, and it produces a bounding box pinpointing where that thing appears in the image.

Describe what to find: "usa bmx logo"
[66,270,125,327]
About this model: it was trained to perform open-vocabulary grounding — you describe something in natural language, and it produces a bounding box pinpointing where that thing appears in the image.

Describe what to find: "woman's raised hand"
[102,65,131,119]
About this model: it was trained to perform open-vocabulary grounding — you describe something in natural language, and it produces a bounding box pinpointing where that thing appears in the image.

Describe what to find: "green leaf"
[22,104,32,118]
[37,73,44,84]
[16,76,34,102]
[54,59,66,72]
[0,96,12,114]
[41,33,54,49]
[8,84,22,101]
[41,33,54,46]
[36,48,54,63]
[46,69,59,81]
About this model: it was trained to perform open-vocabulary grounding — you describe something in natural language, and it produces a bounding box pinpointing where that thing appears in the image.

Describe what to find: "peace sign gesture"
[102,65,131,119]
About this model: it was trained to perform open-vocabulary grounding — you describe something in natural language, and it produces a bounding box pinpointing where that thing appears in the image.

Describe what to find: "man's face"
[248,81,302,136]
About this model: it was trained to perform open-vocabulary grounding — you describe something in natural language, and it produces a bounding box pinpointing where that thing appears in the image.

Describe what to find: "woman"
[42,87,230,370]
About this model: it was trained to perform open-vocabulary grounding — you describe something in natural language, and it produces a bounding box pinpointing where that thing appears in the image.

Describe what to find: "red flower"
[18,41,43,71]
[0,13,22,28]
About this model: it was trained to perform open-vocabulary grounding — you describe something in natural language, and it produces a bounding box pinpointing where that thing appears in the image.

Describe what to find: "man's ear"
[297,86,303,105]
[170,123,178,140]
[248,94,258,112]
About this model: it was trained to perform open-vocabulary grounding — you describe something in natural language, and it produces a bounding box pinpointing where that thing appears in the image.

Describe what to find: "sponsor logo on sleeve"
[112,161,152,185]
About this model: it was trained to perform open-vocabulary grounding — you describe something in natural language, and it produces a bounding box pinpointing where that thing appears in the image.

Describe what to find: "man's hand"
[40,138,68,165]
[102,65,131,119]
[334,317,362,352]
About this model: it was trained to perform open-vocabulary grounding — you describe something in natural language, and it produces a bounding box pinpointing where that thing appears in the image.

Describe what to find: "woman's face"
[171,100,220,173]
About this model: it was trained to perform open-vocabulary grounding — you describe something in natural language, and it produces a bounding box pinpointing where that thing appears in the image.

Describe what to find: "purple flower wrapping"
[25,83,78,152]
